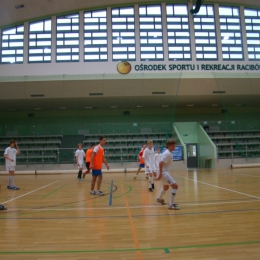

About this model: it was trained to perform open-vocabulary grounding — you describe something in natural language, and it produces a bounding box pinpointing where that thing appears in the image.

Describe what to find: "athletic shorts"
[77,163,83,169]
[160,173,176,186]
[86,162,90,169]
[92,169,102,176]
[139,163,145,168]
[145,165,156,174]
[6,166,15,172]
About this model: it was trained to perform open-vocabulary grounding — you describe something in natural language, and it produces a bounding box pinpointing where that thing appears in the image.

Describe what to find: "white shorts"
[145,165,156,174]
[6,166,15,172]
[160,174,176,186]
[77,162,83,169]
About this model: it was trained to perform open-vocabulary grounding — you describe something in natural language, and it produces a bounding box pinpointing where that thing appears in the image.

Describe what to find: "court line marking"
[177,175,260,200]
[42,184,67,198]
[0,240,260,255]
[1,208,260,220]
[121,183,143,260]
[5,199,259,211]
[237,173,260,178]
[1,181,59,205]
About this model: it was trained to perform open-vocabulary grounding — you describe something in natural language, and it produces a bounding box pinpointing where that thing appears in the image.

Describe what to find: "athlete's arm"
[157,161,164,180]
[103,157,109,170]
[15,142,20,155]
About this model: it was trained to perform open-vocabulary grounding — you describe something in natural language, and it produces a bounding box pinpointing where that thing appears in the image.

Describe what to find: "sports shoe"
[146,175,149,179]
[151,183,155,190]
[134,175,138,179]
[12,186,20,190]
[96,190,105,196]
[83,173,86,179]
[90,190,96,195]
[7,185,12,189]
[77,177,82,181]
[156,198,166,205]
[168,204,180,210]
[0,204,7,210]
[148,188,153,192]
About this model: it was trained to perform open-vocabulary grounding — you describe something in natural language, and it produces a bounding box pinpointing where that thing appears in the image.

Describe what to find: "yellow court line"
[121,184,143,260]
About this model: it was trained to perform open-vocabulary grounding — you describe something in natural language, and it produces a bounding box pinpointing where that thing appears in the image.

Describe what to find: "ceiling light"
[162,105,169,108]
[59,107,66,110]
[85,107,92,109]
[111,106,118,108]
[137,105,143,108]
[223,36,229,40]
[187,104,194,107]
[34,108,41,110]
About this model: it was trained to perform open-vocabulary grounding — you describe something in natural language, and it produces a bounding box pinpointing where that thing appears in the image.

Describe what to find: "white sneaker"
[134,175,138,179]
[168,204,180,210]
[90,190,96,195]
[96,190,105,196]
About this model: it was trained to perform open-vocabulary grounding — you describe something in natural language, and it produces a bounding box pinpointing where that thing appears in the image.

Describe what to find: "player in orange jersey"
[83,143,95,178]
[134,144,146,179]
[89,136,109,196]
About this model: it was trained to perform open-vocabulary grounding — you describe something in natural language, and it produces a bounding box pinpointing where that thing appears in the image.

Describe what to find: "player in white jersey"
[156,138,180,210]
[75,143,85,181]
[142,140,157,192]
[4,140,20,190]
[154,147,161,178]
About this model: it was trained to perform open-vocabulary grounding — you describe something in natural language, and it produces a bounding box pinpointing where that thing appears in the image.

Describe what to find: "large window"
[194,5,218,60]
[1,25,24,64]
[139,5,163,61]
[29,19,52,62]
[56,14,79,62]
[112,7,136,61]
[166,4,191,60]
[244,8,260,60]
[84,10,108,61]
[219,6,243,60]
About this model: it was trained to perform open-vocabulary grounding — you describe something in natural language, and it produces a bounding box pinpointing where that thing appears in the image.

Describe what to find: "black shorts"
[86,162,90,170]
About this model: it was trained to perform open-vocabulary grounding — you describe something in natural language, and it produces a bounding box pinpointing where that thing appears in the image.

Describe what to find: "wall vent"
[152,92,165,94]
[213,91,225,94]
[89,93,103,96]
[31,94,44,97]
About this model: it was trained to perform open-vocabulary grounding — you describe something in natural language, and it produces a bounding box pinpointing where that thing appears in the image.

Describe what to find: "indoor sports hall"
[0,0,260,259]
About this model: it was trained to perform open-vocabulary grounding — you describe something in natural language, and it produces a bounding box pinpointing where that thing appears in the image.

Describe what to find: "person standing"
[75,143,85,181]
[4,140,20,190]
[90,136,109,196]
[83,143,95,178]
[154,147,161,178]
[134,144,146,179]
[156,138,180,210]
[143,140,157,192]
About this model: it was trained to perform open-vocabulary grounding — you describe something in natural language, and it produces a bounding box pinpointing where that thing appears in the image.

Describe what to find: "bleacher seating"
[83,132,170,162]
[206,129,260,159]
[0,135,62,165]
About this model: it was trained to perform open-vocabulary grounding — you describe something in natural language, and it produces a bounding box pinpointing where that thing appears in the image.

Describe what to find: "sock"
[158,188,166,200]
[170,188,177,205]
[78,170,82,178]
[149,176,154,188]
[10,176,15,187]
[8,177,12,186]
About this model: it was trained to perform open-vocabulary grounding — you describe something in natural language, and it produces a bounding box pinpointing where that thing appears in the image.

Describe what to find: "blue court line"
[109,180,114,206]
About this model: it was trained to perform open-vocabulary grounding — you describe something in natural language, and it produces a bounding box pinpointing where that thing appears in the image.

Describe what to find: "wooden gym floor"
[0,168,260,260]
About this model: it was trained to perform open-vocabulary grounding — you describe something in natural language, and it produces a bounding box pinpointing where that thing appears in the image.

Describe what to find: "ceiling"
[0,76,259,112]
[0,0,260,112]
[0,0,260,28]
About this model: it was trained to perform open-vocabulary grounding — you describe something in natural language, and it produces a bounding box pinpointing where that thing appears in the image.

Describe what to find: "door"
[186,143,198,168]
